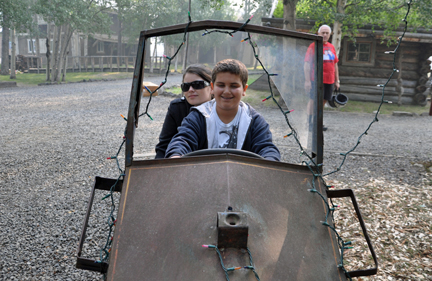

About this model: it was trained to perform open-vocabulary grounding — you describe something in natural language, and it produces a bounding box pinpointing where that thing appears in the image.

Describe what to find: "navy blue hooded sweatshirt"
[165,100,280,161]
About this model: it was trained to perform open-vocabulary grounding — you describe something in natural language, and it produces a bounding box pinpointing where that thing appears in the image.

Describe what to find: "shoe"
[323,125,328,131]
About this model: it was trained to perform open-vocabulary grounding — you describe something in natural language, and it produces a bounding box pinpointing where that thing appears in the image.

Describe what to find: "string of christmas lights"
[99,125,127,267]
[202,15,254,37]
[99,1,413,278]
[202,245,261,281]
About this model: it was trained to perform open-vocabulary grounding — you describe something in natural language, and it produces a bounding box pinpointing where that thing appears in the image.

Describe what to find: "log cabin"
[261,18,432,105]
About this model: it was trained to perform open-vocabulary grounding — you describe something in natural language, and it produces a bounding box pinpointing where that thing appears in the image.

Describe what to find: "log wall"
[339,40,432,105]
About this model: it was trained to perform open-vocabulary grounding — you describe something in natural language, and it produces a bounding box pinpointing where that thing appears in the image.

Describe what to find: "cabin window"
[97,41,104,53]
[342,38,376,66]
[347,42,371,62]
[28,39,37,53]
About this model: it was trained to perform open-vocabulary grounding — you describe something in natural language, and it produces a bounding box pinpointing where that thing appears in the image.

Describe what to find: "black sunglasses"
[181,80,210,92]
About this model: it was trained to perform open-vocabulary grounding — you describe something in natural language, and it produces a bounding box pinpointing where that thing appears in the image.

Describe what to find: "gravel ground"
[0,76,431,280]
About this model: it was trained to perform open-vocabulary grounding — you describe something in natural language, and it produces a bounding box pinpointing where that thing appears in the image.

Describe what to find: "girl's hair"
[183,64,212,83]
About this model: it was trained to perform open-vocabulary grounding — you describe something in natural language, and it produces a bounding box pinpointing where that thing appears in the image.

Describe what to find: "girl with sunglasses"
[155,64,213,158]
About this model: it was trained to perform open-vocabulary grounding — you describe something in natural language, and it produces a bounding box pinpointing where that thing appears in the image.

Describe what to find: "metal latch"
[217,212,248,249]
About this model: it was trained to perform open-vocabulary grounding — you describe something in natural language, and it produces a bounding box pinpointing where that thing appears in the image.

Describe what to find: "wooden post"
[79,57,81,72]
[396,46,404,106]
[110,57,113,72]
[100,57,103,72]
[91,57,95,72]
[126,57,128,72]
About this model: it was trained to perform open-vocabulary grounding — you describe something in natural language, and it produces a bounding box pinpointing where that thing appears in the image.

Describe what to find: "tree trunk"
[46,23,51,81]
[182,0,191,73]
[331,0,347,57]
[110,45,114,71]
[118,19,122,67]
[1,26,10,75]
[35,17,41,74]
[56,25,68,81]
[58,26,74,82]
[10,28,16,79]
[182,33,189,72]
[30,33,35,56]
[84,35,88,56]
[253,48,259,69]
[214,46,217,65]
[51,25,61,82]
[196,43,199,64]
[57,25,69,81]
[282,0,297,31]
[150,38,157,73]
[396,45,404,106]
[281,0,298,105]
[62,52,69,82]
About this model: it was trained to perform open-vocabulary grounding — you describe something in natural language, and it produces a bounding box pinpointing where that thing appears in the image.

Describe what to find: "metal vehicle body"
[76,20,378,280]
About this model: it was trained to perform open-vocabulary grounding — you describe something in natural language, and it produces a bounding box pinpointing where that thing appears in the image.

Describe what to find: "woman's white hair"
[318,24,332,33]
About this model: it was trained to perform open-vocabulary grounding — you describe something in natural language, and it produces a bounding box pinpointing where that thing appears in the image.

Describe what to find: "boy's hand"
[170,155,181,158]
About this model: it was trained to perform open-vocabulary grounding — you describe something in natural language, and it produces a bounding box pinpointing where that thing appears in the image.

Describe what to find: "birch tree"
[34,0,112,82]
[0,0,34,76]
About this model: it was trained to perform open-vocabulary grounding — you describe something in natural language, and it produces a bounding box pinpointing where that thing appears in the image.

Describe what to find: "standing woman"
[155,64,212,158]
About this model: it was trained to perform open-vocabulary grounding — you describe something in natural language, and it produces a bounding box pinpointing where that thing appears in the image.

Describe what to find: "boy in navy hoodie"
[165,59,280,161]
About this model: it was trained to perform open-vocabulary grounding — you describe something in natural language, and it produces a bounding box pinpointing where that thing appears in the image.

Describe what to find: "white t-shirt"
[210,105,242,149]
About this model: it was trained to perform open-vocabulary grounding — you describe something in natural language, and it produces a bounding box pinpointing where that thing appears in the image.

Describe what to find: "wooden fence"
[24,55,169,74]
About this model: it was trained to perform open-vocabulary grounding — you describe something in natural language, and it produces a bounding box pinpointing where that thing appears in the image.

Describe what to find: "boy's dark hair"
[212,59,248,87]
[183,64,212,83]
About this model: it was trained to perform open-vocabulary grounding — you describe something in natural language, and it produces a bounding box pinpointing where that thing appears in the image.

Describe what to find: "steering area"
[182,148,263,159]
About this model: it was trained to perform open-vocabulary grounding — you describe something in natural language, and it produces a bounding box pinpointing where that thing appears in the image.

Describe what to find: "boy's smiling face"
[212,72,248,114]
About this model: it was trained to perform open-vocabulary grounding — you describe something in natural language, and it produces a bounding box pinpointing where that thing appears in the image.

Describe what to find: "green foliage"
[115,0,241,57]
[273,0,283,18]
[273,0,432,44]
[33,0,112,35]
[296,0,432,42]
[0,0,35,32]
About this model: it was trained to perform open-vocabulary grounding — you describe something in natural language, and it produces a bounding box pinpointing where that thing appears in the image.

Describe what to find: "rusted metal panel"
[107,154,346,280]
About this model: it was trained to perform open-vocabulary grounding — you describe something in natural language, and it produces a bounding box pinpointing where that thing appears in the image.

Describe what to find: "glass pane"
[359,43,370,52]
[139,29,320,164]
[348,43,357,52]
[359,53,369,62]
[347,51,358,61]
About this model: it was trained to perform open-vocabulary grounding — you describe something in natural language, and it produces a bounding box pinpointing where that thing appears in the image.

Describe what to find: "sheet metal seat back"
[106,154,348,280]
